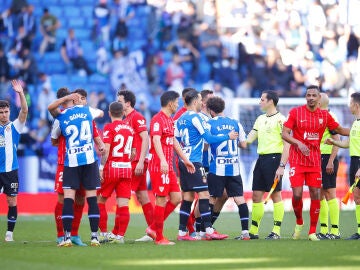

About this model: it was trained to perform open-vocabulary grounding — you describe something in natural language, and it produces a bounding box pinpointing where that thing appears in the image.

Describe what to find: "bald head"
[319,93,329,109]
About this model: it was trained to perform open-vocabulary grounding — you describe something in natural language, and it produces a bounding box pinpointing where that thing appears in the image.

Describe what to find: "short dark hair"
[161,91,179,107]
[56,87,70,99]
[184,89,199,106]
[207,96,225,114]
[351,92,360,105]
[117,90,136,108]
[182,87,195,98]
[109,101,123,118]
[73,88,87,98]
[306,85,320,93]
[0,100,10,109]
[200,89,213,100]
[263,90,279,106]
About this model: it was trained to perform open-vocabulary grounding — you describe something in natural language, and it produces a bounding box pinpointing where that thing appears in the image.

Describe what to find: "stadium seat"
[81,6,94,17]
[68,18,86,29]
[63,7,81,18]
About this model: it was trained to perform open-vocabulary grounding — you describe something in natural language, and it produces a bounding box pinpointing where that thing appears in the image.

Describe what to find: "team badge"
[159,186,164,192]
[319,119,323,125]
[153,122,159,131]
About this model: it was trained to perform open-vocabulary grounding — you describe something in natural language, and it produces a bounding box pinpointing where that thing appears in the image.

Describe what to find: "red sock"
[153,205,165,241]
[292,197,303,225]
[142,202,154,226]
[309,199,320,234]
[186,210,196,234]
[117,206,130,236]
[98,202,108,233]
[163,201,177,221]
[55,202,64,237]
[112,206,120,235]
[71,203,84,236]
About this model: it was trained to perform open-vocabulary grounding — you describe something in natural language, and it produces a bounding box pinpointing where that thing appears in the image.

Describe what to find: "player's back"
[57,105,97,167]
[208,116,241,176]
[176,111,206,163]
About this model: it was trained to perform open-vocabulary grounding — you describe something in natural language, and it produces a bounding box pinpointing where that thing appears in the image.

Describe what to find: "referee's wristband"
[99,164,104,170]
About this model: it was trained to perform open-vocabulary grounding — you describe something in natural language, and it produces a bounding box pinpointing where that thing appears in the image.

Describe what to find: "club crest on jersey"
[5,126,11,132]
[319,119,323,125]
[159,186,164,192]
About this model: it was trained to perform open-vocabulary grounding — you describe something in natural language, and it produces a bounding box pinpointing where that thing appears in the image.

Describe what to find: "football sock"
[179,200,192,231]
[142,202,154,226]
[272,201,284,235]
[292,197,303,225]
[195,217,202,232]
[249,202,264,235]
[163,201,177,220]
[319,199,329,234]
[7,206,17,232]
[98,202,108,233]
[237,203,249,231]
[199,199,212,229]
[186,210,196,234]
[113,206,120,235]
[71,202,84,236]
[153,205,165,241]
[356,205,360,234]
[87,196,100,234]
[117,206,130,236]
[211,211,220,225]
[309,199,320,234]
[55,202,64,237]
[328,198,340,235]
[62,198,74,237]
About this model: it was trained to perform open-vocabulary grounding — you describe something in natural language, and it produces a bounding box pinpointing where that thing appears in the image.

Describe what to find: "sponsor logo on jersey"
[68,143,93,154]
[304,132,319,141]
[0,135,5,147]
[216,157,239,164]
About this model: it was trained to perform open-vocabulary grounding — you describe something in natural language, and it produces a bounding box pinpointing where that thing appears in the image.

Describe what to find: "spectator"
[213,48,240,92]
[109,49,127,91]
[165,53,185,94]
[60,28,93,76]
[6,46,22,78]
[92,0,111,47]
[19,47,37,85]
[0,46,10,99]
[39,8,60,55]
[22,118,50,155]
[96,91,110,128]
[12,25,31,53]
[22,5,36,45]
[37,85,55,122]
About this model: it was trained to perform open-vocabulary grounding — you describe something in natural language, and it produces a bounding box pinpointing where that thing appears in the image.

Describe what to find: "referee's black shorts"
[321,154,338,189]
[252,153,282,192]
[350,156,360,188]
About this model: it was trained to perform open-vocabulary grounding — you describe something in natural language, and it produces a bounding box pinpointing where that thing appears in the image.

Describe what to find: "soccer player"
[48,92,104,247]
[175,89,238,240]
[97,101,134,244]
[116,90,153,242]
[282,85,349,241]
[51,88,104,246]
[173,88,192,121]
[206,96,250,240]
[0,80,28,242]
[146,90,195,245]
[324,92,360,240]
[317,93,341,240]
[246,90,289,240]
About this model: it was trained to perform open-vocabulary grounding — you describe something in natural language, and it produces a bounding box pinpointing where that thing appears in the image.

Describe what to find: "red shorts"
[289,164,322,188]
[98,176,132,199]
[131,160,148,192]
[149,171,180,197]
[54,164,85,196]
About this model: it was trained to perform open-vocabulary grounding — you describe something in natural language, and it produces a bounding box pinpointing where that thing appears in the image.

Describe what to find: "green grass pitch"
[1,211,360,270]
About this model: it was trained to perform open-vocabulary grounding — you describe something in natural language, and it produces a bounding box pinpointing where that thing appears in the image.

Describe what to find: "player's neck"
[162,108,172,117]
[266,108,278,117]
[125,107,134,116]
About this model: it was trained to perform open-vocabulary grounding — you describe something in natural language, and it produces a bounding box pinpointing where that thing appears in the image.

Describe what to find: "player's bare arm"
[94,136,105,154]
[11,80,28,124]
[134,130,149,175]
[275,141,290,180]
[152,135,168,174]
[173,139,195,174]
[324,137,350,148]
[282,126,310,156]
[99,143,110,182]
[228,130,239,140]
[326,134,340,175]
[48,93,80,117]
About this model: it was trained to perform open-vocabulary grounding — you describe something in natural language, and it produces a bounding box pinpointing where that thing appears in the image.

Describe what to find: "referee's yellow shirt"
[320,111,338,155]
[350,119,360,157]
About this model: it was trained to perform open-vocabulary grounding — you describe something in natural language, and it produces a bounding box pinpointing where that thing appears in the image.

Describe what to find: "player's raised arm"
[11,80,28,124]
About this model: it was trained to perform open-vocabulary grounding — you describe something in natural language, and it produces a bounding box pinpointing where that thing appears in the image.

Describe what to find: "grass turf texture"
[0,211,360,270]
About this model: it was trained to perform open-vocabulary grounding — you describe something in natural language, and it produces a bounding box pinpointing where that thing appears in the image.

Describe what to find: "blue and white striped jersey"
[56,105,97,167]
[208,116,246,176]
[175,111,229,163]
[0,119,25,172]
[199,111,211,168]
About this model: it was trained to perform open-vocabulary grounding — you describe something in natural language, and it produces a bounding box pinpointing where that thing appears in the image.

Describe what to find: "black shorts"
[321,154,338,189]
[179,161,208,192]
[252,154,282,192]
[0,170,19,196]
[350,156,360,187]
[63,162,101,191]
[207,173,244,197]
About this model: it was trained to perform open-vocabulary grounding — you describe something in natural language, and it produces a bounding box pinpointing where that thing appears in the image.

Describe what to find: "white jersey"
[0,119,25,172]
[56,105,97,167]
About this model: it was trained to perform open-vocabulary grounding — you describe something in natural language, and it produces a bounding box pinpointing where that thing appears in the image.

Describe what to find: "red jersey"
[123,109,148,162]
[56,120,99,165]
[102,120,134,179]
[148,111,175,172]
[173,106,187,121]
[284,105,339,167]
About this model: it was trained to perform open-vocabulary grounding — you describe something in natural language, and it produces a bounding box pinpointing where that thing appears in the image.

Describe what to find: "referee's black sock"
[7,206,17,232]
[87,196,100,234]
